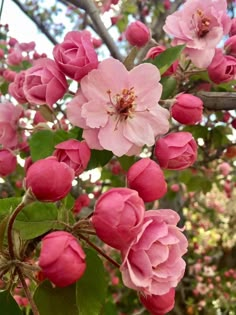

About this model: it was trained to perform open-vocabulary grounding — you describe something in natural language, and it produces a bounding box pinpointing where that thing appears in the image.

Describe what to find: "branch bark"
[65,0,123,61]
[197,91,236,111]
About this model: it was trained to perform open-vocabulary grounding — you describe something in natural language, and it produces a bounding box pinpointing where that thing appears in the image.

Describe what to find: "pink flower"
[145,45,178,76]
[120,210,188,295]
[171,93,203,125]
[53,139,91,176]
[155,132,197,170]
[19,41,36,52]
[3,69,16,82]
[7,46,23,65]
[218,162,231,176]
[23,58,68,107]
[163,0,231,68]
[224,35,236,57]
[9,71,28,104]
[0,149,17,176]
[92,188,145,250]
[229,18,236,36]
[67,58,169,157]
[25,156,74,202]
[139,288,175,315]
[125,21,151,47]
[73,194,90,214]
[0,102,23,148]
[127,158,167,202]
[39,231,86,287]
[207,49,236,84]
[53,31,99,81]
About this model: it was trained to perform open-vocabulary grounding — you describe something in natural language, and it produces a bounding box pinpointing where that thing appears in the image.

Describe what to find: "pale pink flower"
[67,58,169,157]
[163,0,231,68]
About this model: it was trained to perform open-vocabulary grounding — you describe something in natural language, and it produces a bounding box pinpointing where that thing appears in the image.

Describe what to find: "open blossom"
[67,58,169,157]
[120,210,188,295]
[163,0,231,68]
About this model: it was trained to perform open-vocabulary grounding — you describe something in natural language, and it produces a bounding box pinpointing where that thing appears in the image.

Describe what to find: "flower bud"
[139,288,175,315]
[225,35,236,57]
[171,94,203,125]
[25,156,74,202]
[53,139,91,176]
[125,21,150,47]
[155,132,197,170]
[127,158,167,202]
[39,231,86,287]
[0,149,17,176]
[73,194,90,214]
[92,188,145,250]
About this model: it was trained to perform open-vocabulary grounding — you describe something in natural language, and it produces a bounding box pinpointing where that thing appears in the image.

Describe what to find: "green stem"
[78,233,120,269]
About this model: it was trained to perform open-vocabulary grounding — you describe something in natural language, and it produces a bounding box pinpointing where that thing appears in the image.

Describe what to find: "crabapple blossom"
[25,156,74,202]
[171,94,203,125]
[92,188,145,250]
[125,21,151,47]
[9,71,27,104]
[67,58,169,156]
[139,288,176,315]
[39,231,86,287]
[0,149,17,176]
[23,58,68,107]
[163,0,231,68]
[53,31,99,81]
[0,101,23,148]
[127,158,167,202]
[3,69,16,82]
[53,139,91,176]
[120,210,188,295]
[155,132,197,170]
[224,35,236,57]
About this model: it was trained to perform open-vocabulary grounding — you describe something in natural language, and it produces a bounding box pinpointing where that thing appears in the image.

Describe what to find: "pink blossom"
[163,0,231,68]
[0,149,17,176]
[224,35,236,57]
[39,231,86,287]
[0,102,23,148]
[218,162,231,176]
[229,18,236,36]
[92,188,145,250]
[120,210,188,295]
[67,58,169,157]
[139,288,175,315]
[7,46,23,65]
[9,71,28,104]
[2,69,16,82]
[19,41,36,52]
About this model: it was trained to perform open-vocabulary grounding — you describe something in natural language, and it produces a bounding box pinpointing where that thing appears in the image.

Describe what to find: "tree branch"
[11,0,58,45]
[197,91,236,111]
[65,0,123,61]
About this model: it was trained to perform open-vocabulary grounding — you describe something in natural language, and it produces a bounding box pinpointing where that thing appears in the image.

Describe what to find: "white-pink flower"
[67,58,169,156]
[163,0,231,68]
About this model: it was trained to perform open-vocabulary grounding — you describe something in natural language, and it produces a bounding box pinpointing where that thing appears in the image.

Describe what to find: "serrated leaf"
[14,202,58,240]
[0,290,23,315]
[76,249,107,315]
[34,281,78,315]
[87,150,113,170]
[147,45,185,75]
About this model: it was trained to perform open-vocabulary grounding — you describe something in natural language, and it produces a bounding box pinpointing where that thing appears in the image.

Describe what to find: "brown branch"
[11,0,58,45]
[197,91,236,111]
[65,0,123,61]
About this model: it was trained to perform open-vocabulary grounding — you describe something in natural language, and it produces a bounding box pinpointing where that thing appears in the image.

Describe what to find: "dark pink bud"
[39,231,86,287]
[0,149,17,176]
[171,94,203,125]
[73,194,90,214]
[125,21,150,47]
[155,132,197,170]
[53,139,91,176]
[92,188,145,250]
[25,156,74,202]
[127,158,167,202]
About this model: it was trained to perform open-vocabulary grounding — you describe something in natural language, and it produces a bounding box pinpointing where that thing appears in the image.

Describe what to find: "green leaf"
[100,300,118,315]
[76,249,107,315]
[34,281,78,315]
[0,81,9,95]
[148,45,185,75]
[0,197,21,219]
[0,290,23,315]
[186,176,212,193]
[118,155,135,171]
[161,76,177,99]
[29,130,55,161]
[14,202,58,239]
[87,150,113,170]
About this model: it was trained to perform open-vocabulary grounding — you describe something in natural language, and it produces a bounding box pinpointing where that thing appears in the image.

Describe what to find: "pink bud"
[33,111,47,124]
[155,132,197,170]
[92,38,102,48]
[92,188,145,250]
[125,21,150,47]
[225,35,236,57]
[53,139,91,176]
[25,157,74,202]
[0,149,17,176]
[218,162,231,176]
[8,37,18,47]
[171,94,203,125]
[139,288,175,315]
[9,71,28,104]
[170,184,180,192]
[73,194,90,214]
[127,158,167,202]
[229,18,236,36]
[39,231,86,287]
[164,0,171,10]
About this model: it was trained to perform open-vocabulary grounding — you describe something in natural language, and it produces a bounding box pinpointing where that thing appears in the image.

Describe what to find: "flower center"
[106,87,137,127]
[192,9,211,38]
